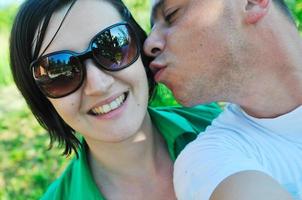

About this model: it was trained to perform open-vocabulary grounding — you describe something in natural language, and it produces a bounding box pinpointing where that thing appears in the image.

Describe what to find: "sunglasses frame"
[30,22,140,98]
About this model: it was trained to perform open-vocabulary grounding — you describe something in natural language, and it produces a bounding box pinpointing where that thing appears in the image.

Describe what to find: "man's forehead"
[151,0,164,14]
[150,0,164,26]
[151,0,163,7]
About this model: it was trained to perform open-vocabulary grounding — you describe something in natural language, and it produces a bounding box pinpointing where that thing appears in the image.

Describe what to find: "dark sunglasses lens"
[92,24,138,71]
[33,53,83,98]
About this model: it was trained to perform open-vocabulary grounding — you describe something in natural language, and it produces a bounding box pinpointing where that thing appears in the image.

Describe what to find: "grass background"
[0,0,301,199]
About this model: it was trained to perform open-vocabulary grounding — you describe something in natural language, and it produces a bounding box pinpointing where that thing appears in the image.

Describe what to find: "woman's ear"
[244,0,270,24]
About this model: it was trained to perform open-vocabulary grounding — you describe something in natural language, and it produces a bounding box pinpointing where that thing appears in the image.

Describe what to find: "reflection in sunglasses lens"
[35,54,83,97]
[92,25,136,70]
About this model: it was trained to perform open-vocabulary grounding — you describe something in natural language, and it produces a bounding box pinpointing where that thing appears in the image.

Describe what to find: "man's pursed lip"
[149,61,167,82]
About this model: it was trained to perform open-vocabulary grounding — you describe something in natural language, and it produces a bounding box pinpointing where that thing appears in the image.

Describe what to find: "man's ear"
[244,0,270,24]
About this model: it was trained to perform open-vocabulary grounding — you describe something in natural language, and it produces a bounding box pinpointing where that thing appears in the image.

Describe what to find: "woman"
[10,0,221,199]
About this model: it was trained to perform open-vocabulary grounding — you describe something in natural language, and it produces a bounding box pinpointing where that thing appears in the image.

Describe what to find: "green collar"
[148,106,198,161]
[41,104,221,200]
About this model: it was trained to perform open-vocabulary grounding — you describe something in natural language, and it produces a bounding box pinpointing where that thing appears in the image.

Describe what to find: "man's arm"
[210,171,293,200]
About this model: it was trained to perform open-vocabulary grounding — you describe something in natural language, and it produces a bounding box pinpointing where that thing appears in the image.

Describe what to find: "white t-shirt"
[174,104,302,200]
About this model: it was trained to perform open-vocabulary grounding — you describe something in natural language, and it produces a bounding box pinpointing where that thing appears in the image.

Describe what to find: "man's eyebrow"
[150,0,165,27]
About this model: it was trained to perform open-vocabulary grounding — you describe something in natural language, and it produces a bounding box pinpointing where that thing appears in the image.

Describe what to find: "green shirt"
[41,104,221,200]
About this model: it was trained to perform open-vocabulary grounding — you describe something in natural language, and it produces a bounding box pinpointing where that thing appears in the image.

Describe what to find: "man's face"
[144,0,250,106]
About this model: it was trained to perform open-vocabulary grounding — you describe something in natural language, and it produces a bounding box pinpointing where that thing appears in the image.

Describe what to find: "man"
[144,0,302,199]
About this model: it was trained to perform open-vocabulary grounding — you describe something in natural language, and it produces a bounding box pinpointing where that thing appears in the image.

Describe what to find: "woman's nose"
[84,61,114,96]
[143,26,165,58]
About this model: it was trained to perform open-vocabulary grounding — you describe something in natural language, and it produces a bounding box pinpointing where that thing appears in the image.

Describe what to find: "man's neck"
[238,67,302,118]
[236,21,302,118]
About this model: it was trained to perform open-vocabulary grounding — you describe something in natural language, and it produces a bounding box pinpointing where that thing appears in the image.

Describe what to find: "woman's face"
[40,0,149,143]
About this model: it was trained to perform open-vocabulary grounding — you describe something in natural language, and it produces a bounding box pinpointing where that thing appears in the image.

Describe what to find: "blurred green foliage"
[286,0,302,31]
[0,0,302,199]
[0,85,69,200]
[124,0,151,31]
[0,4,18,86]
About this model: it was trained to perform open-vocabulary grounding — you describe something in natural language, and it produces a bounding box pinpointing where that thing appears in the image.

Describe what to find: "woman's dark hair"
[10,0,155,157]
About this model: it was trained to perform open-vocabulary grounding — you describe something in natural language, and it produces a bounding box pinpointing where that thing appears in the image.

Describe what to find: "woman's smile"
[88,91,129,119]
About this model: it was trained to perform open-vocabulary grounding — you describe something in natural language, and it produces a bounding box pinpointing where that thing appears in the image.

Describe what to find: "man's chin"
[175,95,199,107]
[160,82,206,107]
[176,93,211,107]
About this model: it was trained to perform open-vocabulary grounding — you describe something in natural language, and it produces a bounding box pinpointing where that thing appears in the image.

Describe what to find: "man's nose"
[84,60,114,96]
[144,26,165,57]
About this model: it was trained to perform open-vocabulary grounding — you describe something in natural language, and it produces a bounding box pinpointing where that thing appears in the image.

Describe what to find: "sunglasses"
[31,22,140,98]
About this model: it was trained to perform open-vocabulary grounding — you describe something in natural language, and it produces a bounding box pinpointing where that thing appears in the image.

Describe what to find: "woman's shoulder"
[40,158,78,200]
[40,179,60,200]
[40,142,102,200]
[150,103,222,120]
[149,103,222,133]
[148,103,222,160]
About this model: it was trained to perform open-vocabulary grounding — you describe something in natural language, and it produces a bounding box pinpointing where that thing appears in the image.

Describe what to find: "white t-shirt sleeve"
[174,132,270,200]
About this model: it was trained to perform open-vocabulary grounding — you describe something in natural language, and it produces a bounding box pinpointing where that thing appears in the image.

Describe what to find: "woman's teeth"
[90,93,126,115]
